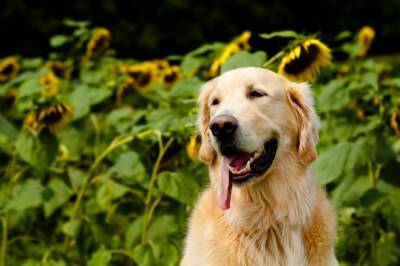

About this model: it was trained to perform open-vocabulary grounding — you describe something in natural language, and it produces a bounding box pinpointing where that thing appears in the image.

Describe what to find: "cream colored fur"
[181,67,338,266]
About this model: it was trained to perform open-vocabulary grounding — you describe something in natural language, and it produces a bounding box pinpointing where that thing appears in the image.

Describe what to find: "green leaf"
[314,141,352,184]
[360,188,387,208]
[16,130,58,171]
[148,215,178,241]
[6,179,44,211]
[50,35,69,48]
[361,72,378,90]
[0,113,18,142]
[44,178,74,217]
[88,246,112,266]
[221,51,267,73]
[259,30,299,40]
[133,244,157,266]
[96,179,128,209]
[68,167,89,192]
[332,175,371,207]
[18,79,42,98]
[58,127,87,161]
[157,171,200,205]
[375,232,400,266]
[69,85,112,120]
[61,219,83,238]
[345,137,373,172]
[317,79,348,112]
[168,78,203,99]
[126,216,144,248]
[133,242,177,266]
[106,108,145,134]
[108,151,146,184]
[180,56,205,76]
[63,19,90,28]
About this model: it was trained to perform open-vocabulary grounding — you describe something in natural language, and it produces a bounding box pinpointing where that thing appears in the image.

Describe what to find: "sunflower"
[85,28,111,60]
[44,61,69,78]
[39,72,59,97]
[209,31,251,77]
[153,59,170,71]
[390,109,400,136]
[278,39,332,82]
[186,134,201,161]
[162,65,181,87]
[0,57,20,83]
[357,26,375,58]
[123,62,159,90]
[2,89,16,108]
[25,103,72,133]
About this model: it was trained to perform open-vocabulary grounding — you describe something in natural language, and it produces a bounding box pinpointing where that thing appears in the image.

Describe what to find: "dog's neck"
[214,154,316,231]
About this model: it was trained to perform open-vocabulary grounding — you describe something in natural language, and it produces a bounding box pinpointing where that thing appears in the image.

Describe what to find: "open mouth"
[219,138,278,210]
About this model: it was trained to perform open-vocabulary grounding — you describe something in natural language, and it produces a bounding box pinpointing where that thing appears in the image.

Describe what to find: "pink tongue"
[230,153,252,168]
[220,156,233,210]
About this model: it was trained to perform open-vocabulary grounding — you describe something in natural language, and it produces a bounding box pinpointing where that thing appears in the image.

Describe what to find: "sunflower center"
[283,44,320,75]
[92,36,109,54]
[1,64,15,76]
[52,65,66,78]
[136,72,151,87]
[40,109,63,124]
[164,72,177,83]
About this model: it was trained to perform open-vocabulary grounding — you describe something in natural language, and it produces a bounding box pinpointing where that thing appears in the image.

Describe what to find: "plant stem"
[71,134,134,220]
[0,154,19,266]
[141,138,173,244]
[0,214,9,266]
[262,51,285,68]
[110,249,134,261]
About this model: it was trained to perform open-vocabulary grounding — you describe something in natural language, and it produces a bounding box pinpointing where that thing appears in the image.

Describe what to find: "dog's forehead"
[214,67,287,94]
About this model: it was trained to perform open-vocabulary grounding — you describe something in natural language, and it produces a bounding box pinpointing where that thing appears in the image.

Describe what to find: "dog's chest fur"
[211,207,307,265]
[184,189,311,266]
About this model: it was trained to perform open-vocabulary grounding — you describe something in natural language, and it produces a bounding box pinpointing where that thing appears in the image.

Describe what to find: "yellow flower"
[235,31,252,50]
[153,59,170,71]
[0,57,20,83]
[44,61,69,78]
[186,134,201,161]
[162,65,181,87]
[125,63,157,90]
[85,28,111,60]
[391,109,400,136]
[25,103,72,133]
[39,72,59,97]
[209,31,251,77]
[338,65,350,75]
[278,39,332,82]
[358,26,375,58]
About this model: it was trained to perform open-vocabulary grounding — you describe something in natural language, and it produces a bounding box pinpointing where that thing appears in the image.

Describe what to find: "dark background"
[1,0,400,59]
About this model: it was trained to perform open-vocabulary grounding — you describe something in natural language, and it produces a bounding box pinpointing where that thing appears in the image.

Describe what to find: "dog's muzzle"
[209,114,238,156]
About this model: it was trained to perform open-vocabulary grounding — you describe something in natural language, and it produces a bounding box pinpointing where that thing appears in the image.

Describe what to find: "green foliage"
[0,22,400,266]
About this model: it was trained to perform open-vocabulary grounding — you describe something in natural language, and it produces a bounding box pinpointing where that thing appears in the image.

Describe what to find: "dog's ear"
[286,82,319,167]
[197,79,217,164]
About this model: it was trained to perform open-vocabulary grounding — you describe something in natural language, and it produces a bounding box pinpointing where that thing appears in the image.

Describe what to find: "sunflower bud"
[357,26,375,58]
[186,134,201,161]
[0,57,20,83]
[209,31,251,77]
[278,39,332,82]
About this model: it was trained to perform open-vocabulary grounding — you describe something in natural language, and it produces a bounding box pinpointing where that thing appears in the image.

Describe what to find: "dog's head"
[197,67,319,209]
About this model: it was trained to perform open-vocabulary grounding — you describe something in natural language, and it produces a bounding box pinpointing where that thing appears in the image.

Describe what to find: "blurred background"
[1,1,400,266]
[1,0,400,58]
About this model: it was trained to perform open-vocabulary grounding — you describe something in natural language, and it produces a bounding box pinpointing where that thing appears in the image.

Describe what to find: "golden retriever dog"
[181,67,338,266]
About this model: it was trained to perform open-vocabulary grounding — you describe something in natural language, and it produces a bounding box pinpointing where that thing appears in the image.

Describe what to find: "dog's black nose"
[210,115,238,138]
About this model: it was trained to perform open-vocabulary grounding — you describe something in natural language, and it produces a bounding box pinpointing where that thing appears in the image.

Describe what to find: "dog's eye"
[211,98,219,106]
[248,90,266,98]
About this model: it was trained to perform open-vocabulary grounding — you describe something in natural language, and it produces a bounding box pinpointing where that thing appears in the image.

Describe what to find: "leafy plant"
[0,21,399,266]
